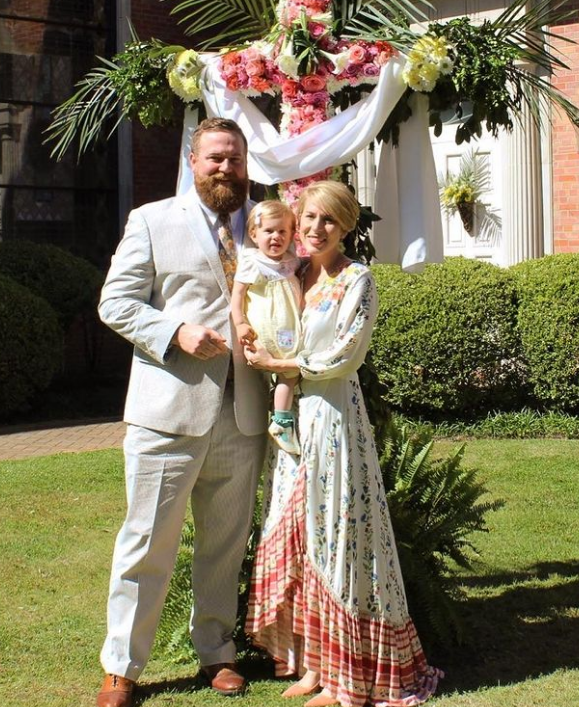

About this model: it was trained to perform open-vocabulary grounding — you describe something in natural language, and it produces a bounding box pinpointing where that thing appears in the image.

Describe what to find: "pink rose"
[245,59,264,77]
[221,65,236,79]
[265,60,281,81]
[290,92,307,107]
[308,22,327,38]
[303,90,329,107]
[348,44,367,64]
[362,63,380,77]
[339,63,360,79]
[301,74,326,92]
[281,79,299,98]
[244,46,261,60]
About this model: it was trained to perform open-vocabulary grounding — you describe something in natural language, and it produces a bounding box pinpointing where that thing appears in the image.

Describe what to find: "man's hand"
[173,324,228,360]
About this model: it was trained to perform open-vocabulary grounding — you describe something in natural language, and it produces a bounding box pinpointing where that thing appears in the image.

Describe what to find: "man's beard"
[195,173,249,214]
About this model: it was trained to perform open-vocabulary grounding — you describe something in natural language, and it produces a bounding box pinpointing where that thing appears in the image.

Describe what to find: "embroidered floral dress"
[246,262,441,707]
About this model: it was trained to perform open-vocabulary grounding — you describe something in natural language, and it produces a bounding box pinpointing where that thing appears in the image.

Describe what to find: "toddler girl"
[232,201,301,455]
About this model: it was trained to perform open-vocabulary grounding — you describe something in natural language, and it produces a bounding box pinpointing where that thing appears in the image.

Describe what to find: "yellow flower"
[455,185,475,203]
[402,66,424,92]
[403,33,455,92]
[419,62,439,83]
[167,50,203,103]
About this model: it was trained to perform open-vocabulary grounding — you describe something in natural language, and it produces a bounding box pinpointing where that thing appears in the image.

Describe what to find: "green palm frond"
[171,0,279,49]
[338,0,432,50]
[521,70,579,130]
[45,61,124,162]
[496,0,575,57]
[338,0,432,26]
[45,37,179,161]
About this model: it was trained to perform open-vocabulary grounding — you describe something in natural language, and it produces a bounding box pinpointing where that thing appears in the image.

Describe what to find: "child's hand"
[236,322,257,347]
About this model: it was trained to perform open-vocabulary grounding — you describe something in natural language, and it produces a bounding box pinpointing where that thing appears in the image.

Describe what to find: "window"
[0,0,118,266]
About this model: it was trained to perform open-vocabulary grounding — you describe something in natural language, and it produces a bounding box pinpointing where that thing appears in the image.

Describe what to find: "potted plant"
[438,149,502,239]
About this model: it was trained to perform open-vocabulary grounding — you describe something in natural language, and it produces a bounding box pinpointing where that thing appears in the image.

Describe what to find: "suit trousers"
[100,385,266,680]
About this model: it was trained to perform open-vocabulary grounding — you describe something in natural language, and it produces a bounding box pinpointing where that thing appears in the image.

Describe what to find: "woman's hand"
[244,340,275,370]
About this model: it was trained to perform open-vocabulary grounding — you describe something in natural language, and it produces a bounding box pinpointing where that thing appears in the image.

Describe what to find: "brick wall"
[552,6,579,252]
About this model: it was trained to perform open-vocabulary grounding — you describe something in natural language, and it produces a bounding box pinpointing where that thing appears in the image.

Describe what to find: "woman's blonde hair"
[247,200,296,236]
[297,180,359,234]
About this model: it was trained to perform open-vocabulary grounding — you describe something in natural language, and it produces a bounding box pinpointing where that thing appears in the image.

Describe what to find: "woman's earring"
[338,240,346,254]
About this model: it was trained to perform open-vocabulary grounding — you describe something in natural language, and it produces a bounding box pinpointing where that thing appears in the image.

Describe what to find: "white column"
[502,101,544,265]
[540,87,554,256]
[355,142,377,211]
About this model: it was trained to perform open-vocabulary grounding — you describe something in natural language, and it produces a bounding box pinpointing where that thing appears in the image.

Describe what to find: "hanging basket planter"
[457,200,475,235]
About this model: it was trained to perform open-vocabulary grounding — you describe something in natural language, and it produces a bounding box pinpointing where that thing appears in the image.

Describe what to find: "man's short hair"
[191,118,248,155]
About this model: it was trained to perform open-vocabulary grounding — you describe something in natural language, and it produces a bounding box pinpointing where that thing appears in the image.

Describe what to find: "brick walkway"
[0,420,126,460]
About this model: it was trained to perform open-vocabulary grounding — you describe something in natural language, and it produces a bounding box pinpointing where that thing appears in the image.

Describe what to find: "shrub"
[371,258,524,418]
[0,275,63,417]
[513,254,579,412]
[0,240,103,328]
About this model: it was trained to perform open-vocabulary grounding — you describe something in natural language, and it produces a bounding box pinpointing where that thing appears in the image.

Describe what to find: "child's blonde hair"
[247,200,296,237]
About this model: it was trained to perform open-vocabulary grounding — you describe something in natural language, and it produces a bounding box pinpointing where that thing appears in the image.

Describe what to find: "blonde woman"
[244,181,442,707]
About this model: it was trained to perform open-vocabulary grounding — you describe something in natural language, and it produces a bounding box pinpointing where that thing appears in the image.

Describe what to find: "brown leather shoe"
[201,663,246,696]
[96,674,135,707]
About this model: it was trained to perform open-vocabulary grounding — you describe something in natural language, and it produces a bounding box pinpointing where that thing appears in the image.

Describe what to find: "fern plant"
[381,420,503,649]
[154,522,196,663]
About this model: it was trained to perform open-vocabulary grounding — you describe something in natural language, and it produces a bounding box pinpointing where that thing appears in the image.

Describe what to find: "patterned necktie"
[217,213,237,292]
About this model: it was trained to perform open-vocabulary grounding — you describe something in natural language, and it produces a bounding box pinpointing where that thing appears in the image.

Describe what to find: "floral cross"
[167,0,455,205]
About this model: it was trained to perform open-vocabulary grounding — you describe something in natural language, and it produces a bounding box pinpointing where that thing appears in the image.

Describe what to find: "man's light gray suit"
[98,190,268,681]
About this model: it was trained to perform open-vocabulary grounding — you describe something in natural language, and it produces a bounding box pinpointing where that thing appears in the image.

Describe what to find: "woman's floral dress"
[245,261,442,707]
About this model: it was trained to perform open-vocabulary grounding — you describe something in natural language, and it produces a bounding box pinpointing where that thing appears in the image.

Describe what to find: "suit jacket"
[99,191,269,437]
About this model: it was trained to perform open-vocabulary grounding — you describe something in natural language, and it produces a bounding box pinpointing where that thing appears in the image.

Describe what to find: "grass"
[1,440,578,706]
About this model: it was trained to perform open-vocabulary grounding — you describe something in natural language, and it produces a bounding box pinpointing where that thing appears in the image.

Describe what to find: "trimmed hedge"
[0,240,103,328]
[371,257,524,417]
[513,254,579,412]
[0,275,63,417]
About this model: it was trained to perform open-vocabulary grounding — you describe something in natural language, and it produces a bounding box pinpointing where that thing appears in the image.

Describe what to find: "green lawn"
[1,440,578,706]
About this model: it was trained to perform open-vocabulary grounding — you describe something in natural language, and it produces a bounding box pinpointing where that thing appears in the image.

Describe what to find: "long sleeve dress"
[245,261,442,707]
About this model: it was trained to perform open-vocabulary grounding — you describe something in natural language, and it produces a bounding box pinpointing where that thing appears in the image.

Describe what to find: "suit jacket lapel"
[179,193,231,300]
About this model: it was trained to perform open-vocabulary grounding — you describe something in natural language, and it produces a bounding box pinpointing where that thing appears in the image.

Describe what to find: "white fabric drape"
[176,55,443,271]
[373,93,443,271]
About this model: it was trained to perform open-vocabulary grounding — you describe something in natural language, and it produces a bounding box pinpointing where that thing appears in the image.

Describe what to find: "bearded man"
[96,118,268,707]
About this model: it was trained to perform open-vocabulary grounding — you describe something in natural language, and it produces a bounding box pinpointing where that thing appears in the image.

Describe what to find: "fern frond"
[382,420,502,646]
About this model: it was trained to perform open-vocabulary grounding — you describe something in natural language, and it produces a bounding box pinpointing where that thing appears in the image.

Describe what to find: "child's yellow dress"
[235,248,301,362]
